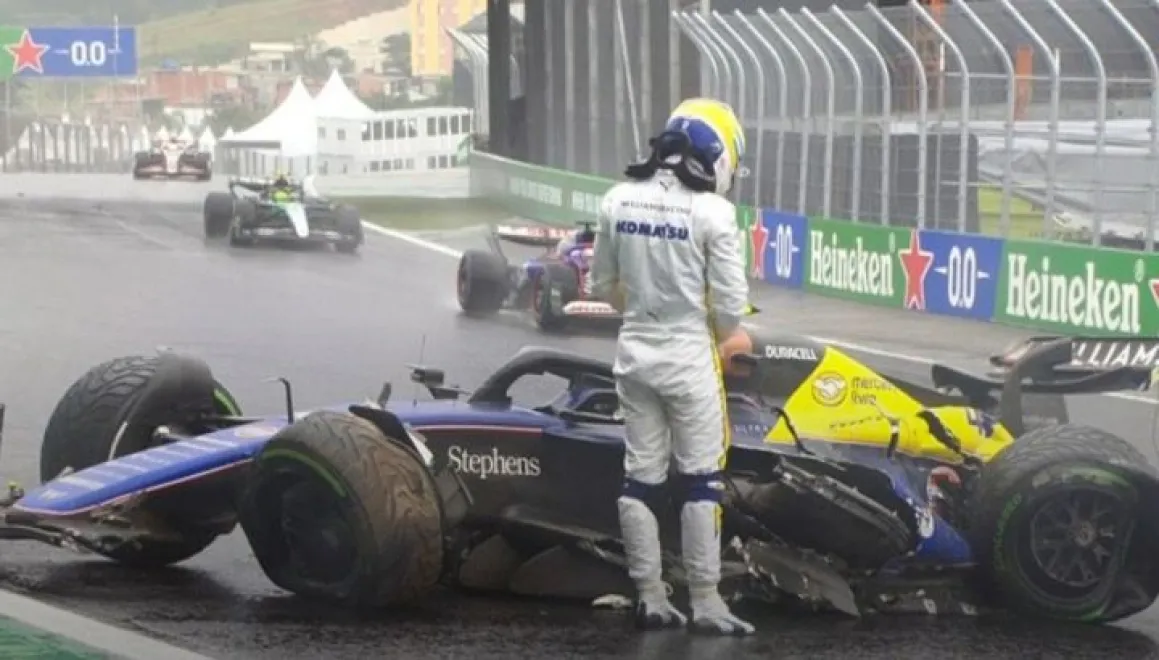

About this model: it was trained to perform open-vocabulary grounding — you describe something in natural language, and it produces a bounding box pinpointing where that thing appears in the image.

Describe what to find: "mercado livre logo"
[1003,252,1158,334]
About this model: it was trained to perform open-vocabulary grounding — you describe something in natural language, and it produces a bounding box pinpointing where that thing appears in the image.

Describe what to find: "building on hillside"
[146,68,242,107]
[241,42,302,74]
[408,0,487,77]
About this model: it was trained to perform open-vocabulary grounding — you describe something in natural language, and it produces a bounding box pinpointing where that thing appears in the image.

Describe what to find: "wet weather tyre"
[229,200,256,247]
[535,262,578,332]
[335,205,363,254]
[41,355,244,567]
[203,192,234,239]
[457,249,509,316]
[967,424,1152,622]
[238,411,444,608]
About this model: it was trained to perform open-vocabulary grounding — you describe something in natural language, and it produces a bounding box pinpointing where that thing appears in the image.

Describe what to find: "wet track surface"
[1,175,1159,658]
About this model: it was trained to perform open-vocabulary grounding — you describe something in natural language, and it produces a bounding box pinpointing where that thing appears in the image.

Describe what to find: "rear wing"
[493,225,574,248]
[991,335,1159,373]
[933,336,1152,436]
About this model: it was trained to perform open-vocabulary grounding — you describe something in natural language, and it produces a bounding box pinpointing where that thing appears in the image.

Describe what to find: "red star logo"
[6,30,48,74]
[898,230,933,310]
[750,215,769,279]
[1150,278,1159,309]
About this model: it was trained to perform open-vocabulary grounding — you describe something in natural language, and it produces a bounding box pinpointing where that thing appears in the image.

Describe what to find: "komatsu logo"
[615,220,689,241]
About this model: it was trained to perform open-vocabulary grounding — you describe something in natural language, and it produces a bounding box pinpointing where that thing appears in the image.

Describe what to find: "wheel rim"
[1027,488,1122,589]
[278,479,359,583]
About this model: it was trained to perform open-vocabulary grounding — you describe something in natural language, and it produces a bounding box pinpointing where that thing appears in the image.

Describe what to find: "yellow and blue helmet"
[664,98,745,196]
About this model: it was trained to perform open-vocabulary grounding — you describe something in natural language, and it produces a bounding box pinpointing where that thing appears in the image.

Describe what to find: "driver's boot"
[682,499,756,636]
[618,495,687,630]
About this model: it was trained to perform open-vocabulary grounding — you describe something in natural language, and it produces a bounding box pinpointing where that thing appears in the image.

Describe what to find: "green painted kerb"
[0,614,112,658]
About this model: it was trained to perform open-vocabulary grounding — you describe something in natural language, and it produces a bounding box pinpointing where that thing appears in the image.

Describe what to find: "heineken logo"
[1003,253,1159,334]
[508,176,563,206]
[808,230,895,297]
[1071,339,1159,368]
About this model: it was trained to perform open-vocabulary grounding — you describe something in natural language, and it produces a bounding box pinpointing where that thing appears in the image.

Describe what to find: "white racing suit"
[589,171,753,635]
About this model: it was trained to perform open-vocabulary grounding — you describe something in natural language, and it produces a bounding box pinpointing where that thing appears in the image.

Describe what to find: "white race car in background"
[132,138,212,181]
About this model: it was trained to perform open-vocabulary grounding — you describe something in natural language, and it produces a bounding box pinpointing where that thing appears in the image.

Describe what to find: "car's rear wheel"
[41,354,244,567]
[238,411,445,607]
[968,424,1154,622]
[335,205,363,254]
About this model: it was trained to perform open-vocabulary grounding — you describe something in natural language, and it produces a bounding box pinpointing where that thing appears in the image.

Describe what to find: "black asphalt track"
[0,175,1157,659]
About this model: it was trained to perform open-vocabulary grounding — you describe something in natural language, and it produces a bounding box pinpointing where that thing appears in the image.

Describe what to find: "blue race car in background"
[1,334,1156,623]
[455,222,622,331]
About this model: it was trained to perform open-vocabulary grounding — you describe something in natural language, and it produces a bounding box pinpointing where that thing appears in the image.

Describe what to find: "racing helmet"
[662,98,746,196]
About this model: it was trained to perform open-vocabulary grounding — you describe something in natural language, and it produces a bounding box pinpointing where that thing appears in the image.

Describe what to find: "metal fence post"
[998,0,1059,239]
[672,13,720,99]
[563,1,576,170]
[831,7,891,225]
[779,9,835,220]
[714,12,767,211]
[543,1,556,167]
[703,14,747,125]
[802,8,863,222]
[1045,0,1107,245]
[615,0,643,158]
[952,0,1015,236]
[757,9,811,216]
[910,0,969,232]
[736,12,788,211]
[691,13,737,112]
[1108,0,1159,250]
[867,3,928,227]
[587,0,601,172]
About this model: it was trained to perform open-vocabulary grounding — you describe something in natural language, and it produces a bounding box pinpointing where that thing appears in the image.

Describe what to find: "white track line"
[360,222,1157,407]
[0,588,215,660]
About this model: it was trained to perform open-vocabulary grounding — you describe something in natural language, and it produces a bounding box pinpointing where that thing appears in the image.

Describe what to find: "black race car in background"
[132,137,212,181]
[203,176,364,253]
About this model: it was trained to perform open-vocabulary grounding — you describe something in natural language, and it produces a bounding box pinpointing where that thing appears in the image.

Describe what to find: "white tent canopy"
[313,69,376,121]
[198,127,217,151]
[220,77,318,156]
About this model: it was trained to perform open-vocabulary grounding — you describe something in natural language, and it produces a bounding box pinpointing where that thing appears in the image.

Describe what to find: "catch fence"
[502,0,1159,250]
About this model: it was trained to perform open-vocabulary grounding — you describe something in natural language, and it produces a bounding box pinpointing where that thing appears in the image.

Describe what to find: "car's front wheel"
[238,411,445,607]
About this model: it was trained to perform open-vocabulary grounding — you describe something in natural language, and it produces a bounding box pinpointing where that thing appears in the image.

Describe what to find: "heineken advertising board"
[469,151,1159,336]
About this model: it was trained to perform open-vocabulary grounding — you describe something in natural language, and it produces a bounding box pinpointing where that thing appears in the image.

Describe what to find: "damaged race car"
[132,137,212,181]
[2,333,1158,623]
[202,176,364,253]
[456,222,621,331]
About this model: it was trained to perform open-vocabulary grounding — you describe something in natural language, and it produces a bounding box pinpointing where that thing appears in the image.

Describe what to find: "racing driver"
[589,98,754,636]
